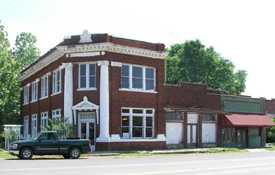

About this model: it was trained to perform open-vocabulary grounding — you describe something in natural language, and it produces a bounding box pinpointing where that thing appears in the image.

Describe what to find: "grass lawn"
[0,149,16,159]
[92,147,246,157]
[0,147,245,159]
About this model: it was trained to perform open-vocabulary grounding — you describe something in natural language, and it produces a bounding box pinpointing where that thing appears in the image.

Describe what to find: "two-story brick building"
[20,31,275,151]
[21,31,168,151]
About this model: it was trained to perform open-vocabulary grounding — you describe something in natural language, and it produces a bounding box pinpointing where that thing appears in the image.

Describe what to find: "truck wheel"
[20,148,33,160]
[63,154,70,159]
[70,148,80,159]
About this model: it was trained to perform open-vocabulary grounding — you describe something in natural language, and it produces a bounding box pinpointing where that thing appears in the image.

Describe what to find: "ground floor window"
[31,114,37,138]
[52,109,61,121]
[23,116,29,138]
[201,113,217,144]
[121,108,154,139]
[41,112,48,131]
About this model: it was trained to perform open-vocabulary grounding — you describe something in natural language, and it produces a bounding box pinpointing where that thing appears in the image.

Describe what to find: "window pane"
[121,65,129,76]
[89,64,95,76]
[202,113,216,122]
[80,64,86,76]
[132,78,143,89]
[121,77,129,88]
[80,77,86,88]
[145,68,154,79]
[89,76,96,88]
[146,128,153,137]
[122,116,129,126]
[132,66,142,77]
[133,109,143,114]
[121,109,130,113]
[146,79,154,90]
[133,116,143,126]
[132,127,143,137]
[146,117,153,127]
[146,109,153,114]
[122,127,129,133]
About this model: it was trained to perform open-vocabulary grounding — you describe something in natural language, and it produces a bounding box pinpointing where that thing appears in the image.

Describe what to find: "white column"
[62,63,73,124]
[97,61,110,141]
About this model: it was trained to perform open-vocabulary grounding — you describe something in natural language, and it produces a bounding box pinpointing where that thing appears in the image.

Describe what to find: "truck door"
[36,133,59,154]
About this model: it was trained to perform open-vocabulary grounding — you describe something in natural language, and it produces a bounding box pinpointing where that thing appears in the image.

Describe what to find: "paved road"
[1,152,275,175]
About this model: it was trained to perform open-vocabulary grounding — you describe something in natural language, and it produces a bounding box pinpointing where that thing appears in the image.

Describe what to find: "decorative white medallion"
[79,30,92,43]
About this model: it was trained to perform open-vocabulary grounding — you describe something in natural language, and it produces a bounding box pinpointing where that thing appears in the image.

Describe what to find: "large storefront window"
[121,108,154,139]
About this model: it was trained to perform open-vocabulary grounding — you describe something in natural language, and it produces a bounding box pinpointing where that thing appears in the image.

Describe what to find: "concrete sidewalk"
[89,147,247,156]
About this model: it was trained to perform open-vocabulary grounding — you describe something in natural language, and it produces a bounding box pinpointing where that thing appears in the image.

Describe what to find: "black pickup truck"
[9,131,90,159]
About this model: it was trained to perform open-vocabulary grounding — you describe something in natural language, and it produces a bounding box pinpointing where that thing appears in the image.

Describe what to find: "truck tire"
[20,147,33,160]
[69,148,80,159]
[63,154,70,159]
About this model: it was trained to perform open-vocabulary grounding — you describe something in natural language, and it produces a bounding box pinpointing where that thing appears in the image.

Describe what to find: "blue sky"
[1,0,275,98]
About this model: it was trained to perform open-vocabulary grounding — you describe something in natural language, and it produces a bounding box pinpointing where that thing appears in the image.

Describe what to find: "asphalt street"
[1,152,275,175]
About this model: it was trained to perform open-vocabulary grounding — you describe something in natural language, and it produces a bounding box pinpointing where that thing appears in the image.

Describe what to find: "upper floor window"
[78,64,96,90]
[52,109,61,121]
[40,74,48,98]
[52,69,61,94]
[120,64,155,91]
[41,112,48,131]
[23,85,29,105]
[31,80,38,102]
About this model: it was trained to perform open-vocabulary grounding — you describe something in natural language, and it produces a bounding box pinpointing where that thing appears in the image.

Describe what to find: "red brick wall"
[96,141,166,151]
[21,52,166,137]
[164,84,220,111]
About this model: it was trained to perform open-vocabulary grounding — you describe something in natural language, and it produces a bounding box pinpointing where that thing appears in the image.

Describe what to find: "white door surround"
[72,96,99,124]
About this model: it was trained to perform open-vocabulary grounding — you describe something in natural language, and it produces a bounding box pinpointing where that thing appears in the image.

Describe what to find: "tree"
[13,32,40,71]
[0,21,21,134]
[166,40,247,95]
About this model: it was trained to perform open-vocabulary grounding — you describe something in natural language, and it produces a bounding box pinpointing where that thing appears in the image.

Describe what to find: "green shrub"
[267,127,275,143]
[45,119,75,139]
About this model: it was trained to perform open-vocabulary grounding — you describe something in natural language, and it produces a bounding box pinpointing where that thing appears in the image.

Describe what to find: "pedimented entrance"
[72,96,99,151]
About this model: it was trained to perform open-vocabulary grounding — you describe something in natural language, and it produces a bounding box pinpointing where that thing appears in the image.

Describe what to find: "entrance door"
[78,112,96,151]
[236,128,246,147]
[187,124,197,145]
[80,121,96,151]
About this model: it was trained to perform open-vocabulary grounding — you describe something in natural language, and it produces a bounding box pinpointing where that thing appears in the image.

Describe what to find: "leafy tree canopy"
[166,40,247,95]
[0,21,21,132]
[13,32,40,71]
[0,21,40,135]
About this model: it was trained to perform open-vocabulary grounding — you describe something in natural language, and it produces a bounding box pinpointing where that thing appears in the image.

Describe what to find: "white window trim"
[52,69,62,95]
[77,63,97,91]
[121,107,155,139]
[30,80,39,103]
[23,84,30,105]
[119,64,156,93]
[40,74,49,100]
[40,112,48,131]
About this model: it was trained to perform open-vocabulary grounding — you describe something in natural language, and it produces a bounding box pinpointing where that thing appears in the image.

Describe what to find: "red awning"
[224,114,275,127]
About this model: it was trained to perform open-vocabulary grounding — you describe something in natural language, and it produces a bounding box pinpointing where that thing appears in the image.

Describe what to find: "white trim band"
[20,42,166,81]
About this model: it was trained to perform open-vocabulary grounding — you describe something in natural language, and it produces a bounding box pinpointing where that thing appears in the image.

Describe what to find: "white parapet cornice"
[20,42,166,81]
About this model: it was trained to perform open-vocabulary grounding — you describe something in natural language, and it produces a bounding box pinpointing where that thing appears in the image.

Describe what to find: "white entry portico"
[72,96,99,151]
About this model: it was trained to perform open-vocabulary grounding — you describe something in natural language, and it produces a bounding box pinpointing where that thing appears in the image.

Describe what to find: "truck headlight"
[11,144,18,150]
